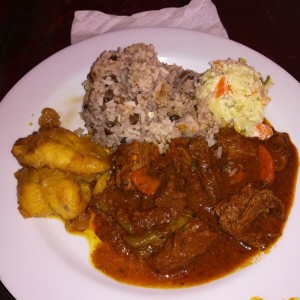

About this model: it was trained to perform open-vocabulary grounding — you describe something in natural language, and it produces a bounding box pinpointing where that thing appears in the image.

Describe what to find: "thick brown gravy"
[86,128,298,288]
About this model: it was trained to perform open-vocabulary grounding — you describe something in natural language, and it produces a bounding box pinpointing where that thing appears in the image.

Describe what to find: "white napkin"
[71,0,228,44]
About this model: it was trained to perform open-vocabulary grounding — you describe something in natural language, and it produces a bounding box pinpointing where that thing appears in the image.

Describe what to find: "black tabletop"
[1,0,299,299]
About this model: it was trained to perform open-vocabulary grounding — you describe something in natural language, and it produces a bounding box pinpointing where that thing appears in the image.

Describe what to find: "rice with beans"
[81,43,221,153]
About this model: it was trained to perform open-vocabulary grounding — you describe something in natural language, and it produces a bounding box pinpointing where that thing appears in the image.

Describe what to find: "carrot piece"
[230,169,247,185]
[216,75,232,98]
[256,123,273,140]
[131,168,160,196]
[258,144,275,184]
[213,60,222,66]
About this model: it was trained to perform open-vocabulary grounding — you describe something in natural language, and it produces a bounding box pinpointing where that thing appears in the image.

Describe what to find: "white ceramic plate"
[0,28,299,300]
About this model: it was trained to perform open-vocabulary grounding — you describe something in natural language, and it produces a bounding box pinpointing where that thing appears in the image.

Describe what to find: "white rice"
[81,43,221,153]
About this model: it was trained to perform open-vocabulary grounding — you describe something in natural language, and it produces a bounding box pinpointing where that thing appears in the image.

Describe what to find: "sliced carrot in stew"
[258,144,275,184]
[131,167,160,196]
[230,169,247,185]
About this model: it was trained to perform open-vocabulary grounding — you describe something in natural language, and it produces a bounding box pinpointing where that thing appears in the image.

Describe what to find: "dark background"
[1,0,299,299]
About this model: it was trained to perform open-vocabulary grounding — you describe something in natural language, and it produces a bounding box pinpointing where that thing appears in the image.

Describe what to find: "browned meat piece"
[216,127,258,160]
[126,179,187,233]
[115,175,187,234]
[150,220,217,271]
[122,210,194,255]
[166,138,192,172]
[129,208,177,232]
[181,168,219,229]
[215,184,285,249]
[189,137,221,203]
[265,132,292,171]
[114,142,159,191]
[154,176,187,210]
[166,138,218,226]
[94,210,132,256]
[167,138,219,205]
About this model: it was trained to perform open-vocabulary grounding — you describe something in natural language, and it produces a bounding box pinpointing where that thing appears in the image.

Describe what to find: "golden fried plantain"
[16,167,91,220]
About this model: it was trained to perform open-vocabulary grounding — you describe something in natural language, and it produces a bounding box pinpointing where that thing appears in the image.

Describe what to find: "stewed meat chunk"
[265,132,292,171]
[215,183,285,249]
[150,220,217,271]
[188,138,222,203]
[216,127,258,160]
